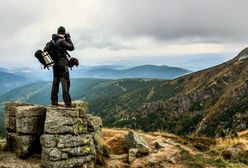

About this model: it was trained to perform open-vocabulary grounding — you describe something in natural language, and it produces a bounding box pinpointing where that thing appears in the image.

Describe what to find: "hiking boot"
[65,104,76,108]
[51,103,58,106]
[65,104,72,108]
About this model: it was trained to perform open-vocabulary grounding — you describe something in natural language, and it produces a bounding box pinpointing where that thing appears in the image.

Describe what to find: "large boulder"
[86,114,102,132]
[40,134,93,149]
[5,102,46,158]
[5,102,31,132]
[16,105,46,135]
[4,101,103,167]
[44,106,87,135]
[86,114,104,163]
[41,153,95,168]
[41,101,102,168]
[125,130,150,155]
[6,133,39,158]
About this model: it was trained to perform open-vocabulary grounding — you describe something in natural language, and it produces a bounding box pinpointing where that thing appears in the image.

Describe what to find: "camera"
[65,31,70,39]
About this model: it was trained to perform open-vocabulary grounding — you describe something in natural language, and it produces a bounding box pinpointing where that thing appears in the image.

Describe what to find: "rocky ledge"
[5,101,103,168]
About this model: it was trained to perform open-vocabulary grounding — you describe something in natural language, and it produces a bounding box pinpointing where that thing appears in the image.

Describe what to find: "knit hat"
[57,26,66,34]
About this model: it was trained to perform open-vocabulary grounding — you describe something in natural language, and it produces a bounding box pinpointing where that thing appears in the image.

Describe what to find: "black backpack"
[34,40,61,69]
[34,49,46,66]
[44,40,60,63]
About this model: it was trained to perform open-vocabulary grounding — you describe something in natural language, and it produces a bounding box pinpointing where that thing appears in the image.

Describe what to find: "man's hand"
[65,33,71,39]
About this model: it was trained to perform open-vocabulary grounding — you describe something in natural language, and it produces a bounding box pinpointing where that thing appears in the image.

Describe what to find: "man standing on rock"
[50,26,74,107]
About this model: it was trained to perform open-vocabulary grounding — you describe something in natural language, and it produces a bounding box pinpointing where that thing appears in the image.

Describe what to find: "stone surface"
[152,139,168,149]
[222,146,242,160]
[5,102,46,159]
[57,134,92,149]
[85,114,103,162]
[16,105,46,118]
[91,129,104,163]
[5,103,46,135]
[86,114,102,132]
[5,102,33,132]
[73,100,89,114]
[44,107,87,135]
[41,102,101,168]
[41,153,94,168]
[46,106,85,118]
[16,116,45,135]
[5,116,16,132]
[128,148,139,163]
[125,130,150,155]
[5,101,102,167]
[5,102,31,117]
[40,134,92,148]
[59,144,95,156]
[6,133,39,158]
[44,116,87,135]
[16,105,46,135]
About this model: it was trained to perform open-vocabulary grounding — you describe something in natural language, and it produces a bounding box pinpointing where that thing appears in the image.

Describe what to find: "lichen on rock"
[41,101,102,168]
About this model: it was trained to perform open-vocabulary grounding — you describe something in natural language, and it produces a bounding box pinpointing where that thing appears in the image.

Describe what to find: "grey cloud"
[2,0,248,47]
[99,0,248,43]
[0,1,43,36]
[75,29,134,50]
[0,0,247,68]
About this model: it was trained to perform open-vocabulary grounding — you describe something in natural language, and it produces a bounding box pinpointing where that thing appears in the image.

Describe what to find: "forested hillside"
[1,48,248,137]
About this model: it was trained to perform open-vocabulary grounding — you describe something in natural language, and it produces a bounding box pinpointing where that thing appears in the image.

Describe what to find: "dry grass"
[212,130,248,152]
[216,138,248,150]
[102,128,129,155]
[239,130,248,138]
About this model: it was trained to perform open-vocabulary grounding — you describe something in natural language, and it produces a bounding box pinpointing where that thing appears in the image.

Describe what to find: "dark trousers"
[51,63,72,106]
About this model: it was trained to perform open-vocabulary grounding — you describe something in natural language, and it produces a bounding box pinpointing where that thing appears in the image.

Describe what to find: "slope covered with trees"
[1,49,248,137]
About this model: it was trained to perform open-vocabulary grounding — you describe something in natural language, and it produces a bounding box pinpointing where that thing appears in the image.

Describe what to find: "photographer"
[51,26,74,107]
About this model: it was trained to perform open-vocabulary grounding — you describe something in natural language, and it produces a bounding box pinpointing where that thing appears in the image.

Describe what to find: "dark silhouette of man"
[50,26,74,107]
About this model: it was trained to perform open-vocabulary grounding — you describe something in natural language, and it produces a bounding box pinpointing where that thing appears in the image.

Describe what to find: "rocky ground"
[0,128,247,168]
[102,128,248,168]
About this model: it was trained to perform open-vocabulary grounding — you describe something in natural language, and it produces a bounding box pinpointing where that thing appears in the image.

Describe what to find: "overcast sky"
[1,0,248,70]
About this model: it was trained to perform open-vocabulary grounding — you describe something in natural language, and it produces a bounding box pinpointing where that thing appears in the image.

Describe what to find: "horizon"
[0,52,238,72]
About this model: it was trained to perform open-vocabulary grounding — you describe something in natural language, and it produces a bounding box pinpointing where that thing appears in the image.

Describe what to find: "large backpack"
[44,40,60,63]
[34,40,61,69]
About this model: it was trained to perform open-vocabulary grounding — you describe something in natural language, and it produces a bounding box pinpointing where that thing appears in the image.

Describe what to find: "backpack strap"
[52,40,64,59]
[52,39,71,61]
[51,39,56,46]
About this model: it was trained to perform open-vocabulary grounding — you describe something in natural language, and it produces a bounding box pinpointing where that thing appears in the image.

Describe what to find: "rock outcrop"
[124,130,150,163]
[125,130,150,154]
[5,101,103,168]
[5,102,46,158]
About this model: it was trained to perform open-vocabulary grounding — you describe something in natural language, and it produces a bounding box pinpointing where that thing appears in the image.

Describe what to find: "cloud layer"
[0,0,247,68]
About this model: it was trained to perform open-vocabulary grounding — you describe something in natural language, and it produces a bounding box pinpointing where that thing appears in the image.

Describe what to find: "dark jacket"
[52,34,74,59]
[52,34,74,76]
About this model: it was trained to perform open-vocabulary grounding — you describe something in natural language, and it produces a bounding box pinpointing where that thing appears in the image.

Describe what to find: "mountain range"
[0,65,190,82]
[74,65,190,79]
[0,49,248,137]
[0,64,189,97]
[0,71,32,95]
